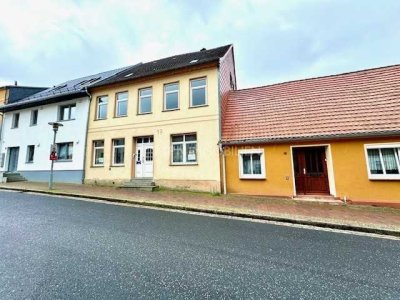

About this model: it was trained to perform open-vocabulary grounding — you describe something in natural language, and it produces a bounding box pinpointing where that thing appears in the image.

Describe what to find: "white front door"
[135,137,154,178]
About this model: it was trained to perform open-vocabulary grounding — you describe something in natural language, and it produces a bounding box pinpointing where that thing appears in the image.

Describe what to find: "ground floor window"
[93,140,104,166]
[26,145,35,163]
[365,144,400,179]
[238,149,265,179]
[57,142,73,161]
[171,134,197,164]
[112,139,125,166]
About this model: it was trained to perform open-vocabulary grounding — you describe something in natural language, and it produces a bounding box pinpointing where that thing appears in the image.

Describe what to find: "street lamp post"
[48,122,63,190]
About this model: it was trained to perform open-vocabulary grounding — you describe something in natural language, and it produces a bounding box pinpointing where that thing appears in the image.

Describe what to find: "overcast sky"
[0,0,399,89]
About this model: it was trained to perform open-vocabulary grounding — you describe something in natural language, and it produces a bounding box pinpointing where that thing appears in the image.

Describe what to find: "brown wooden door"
[293,147,330,195]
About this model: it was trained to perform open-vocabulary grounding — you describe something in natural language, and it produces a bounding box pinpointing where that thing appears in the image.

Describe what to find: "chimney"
[14,81,18,86]
[200,48,206,51]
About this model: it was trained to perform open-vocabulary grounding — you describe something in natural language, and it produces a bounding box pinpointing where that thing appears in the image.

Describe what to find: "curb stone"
[1,186,399,238]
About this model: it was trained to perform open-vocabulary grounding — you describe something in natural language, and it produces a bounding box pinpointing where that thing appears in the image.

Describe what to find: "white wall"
[0,97,89,174]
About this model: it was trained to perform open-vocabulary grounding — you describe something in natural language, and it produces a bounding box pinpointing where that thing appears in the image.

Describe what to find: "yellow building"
[85,45,236,192]
[222,65,400,207]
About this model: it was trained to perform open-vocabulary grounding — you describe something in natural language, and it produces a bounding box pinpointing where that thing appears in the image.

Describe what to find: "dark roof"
[222,64,400,144]
[6,86,48,104]
[91,44,232,88]
[0,66,131,112]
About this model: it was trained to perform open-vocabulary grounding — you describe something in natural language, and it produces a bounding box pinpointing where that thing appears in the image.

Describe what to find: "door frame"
[290,144,336,197]
[6,147,20,173]
[132,136,154,179]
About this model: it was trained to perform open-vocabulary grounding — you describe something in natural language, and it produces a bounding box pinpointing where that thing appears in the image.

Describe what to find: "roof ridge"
[235,63,400,92]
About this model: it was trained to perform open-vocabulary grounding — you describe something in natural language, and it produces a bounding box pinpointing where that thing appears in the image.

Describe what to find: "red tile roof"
[222,65,400,144]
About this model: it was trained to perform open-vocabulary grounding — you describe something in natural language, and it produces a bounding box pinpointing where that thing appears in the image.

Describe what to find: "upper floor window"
[190,78,207,107]
[96,96,108,120]
[171,133,197,164]
[238,149,266,179]
[11,113,19,128]
[112,138,125,166]
[164,82,179,111]
[26,145,35,163]
[138,88,152,114]
[93,140,104,166]
[115,92,128,117]
[57,142,73,161]
[365,144,400,180]
[30,110,38,126]
[59,104,76,121]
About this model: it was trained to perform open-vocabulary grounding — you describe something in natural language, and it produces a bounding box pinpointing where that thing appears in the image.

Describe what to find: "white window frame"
[138,87,152,114]
[364,143,400,180]
[92,140,105,166]
[56,142,73,161]
[115,92,128,117]
[238,149,266,179]
[26,145,35,163]
[59,104,76,121]
[11,113,19,128]
[112,138,125,166]
[30,109,38,126]
[171,133,197,165]
[164,82,179,111]
[190,77,207,107]
[96,96,108,120]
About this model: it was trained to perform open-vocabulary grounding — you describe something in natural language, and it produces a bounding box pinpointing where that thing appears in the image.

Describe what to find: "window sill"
[189,104,208,109]
[25,161,34,164]
[111,164,125,167]
[91,165,104,168]
[55,159,73,163]
[29,124,37,127]
[113,115,127,118]
[11,127,18,129]
[58,119,76,122]
[163,108,180,112]
[169,163,198,166]
[137,112,152,115]
[240,175,266,180]
[94,118,107,121]
[368,175,400,180]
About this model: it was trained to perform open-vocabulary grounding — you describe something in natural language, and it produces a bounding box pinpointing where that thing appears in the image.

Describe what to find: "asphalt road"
[0,191,399,299]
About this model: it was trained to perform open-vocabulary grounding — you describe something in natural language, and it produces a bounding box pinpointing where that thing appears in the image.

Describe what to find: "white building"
[0,67,129,183]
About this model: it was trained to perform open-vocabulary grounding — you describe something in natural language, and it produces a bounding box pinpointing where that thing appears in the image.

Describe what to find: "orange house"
[221,65,400,207]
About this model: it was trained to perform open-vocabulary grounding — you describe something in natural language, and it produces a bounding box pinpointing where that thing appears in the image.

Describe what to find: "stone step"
[4,173,27,182]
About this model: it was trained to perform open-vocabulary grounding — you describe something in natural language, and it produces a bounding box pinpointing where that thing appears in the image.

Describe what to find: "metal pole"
[49,128,57,190]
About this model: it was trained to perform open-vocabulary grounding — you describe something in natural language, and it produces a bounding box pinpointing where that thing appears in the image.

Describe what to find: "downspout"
[82,87,92,184]
[219,142,227,195]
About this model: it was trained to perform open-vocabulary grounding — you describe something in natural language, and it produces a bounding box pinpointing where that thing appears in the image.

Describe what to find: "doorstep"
[292,195,344,205]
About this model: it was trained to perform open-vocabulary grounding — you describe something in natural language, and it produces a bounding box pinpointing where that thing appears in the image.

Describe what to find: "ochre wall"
[85,67,221,192]
[225,137,400,204]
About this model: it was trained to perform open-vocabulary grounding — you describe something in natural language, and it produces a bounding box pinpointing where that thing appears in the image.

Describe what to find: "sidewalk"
[1,181,400,236]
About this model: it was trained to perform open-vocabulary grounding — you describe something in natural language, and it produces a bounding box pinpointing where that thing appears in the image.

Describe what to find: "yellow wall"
[225,137,400,203]
[85,67,222,192]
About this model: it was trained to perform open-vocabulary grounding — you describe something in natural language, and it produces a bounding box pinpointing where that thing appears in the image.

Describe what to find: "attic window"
[125,73,133,77]
[190,59,199,64]
[52,84,67,91]
[86,77,101,84]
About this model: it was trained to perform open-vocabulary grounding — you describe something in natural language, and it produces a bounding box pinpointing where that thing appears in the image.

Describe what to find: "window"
[97,96,108,120]
[30,110,38,126]
[139,88,152,114]
[239,149,266,179]
[57,142,73,161]
[11,113,19,128]
[365,144,400,180]
[93,140,104,166]
[171,134,197,164]
[112,139,125,165]
[164,82,179,110]
[115,92,128,117]
[59,104,76,121]
[26,145,35,163]
[190,78,207,107]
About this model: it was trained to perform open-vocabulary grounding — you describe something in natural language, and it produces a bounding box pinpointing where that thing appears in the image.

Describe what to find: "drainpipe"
[219,142,227,195]
[81,87,92,184]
